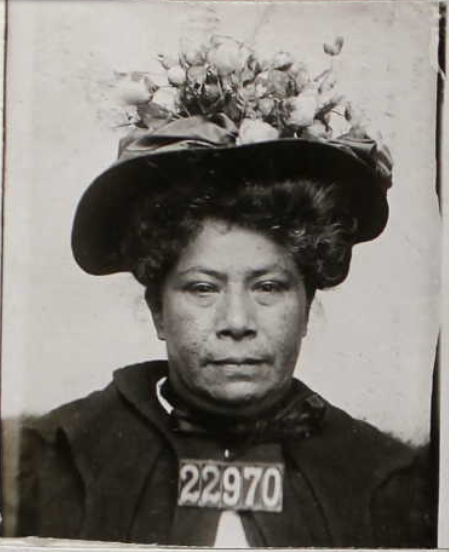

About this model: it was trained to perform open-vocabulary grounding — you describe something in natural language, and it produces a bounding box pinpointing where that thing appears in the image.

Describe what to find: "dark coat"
[17,361,436,547]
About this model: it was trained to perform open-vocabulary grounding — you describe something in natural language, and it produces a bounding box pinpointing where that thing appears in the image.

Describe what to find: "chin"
[206,382,273,414]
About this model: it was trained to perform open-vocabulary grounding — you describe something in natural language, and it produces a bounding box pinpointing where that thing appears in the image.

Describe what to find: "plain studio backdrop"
[1,1,440,450]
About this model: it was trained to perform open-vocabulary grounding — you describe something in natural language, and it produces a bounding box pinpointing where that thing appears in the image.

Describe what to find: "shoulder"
[316,396,429,492]
[18,360,169,486]
[17,361,168,537]
[292,384,414,475]
[326,400,411,456]
[24,360,167,444]
[286,383,436,546]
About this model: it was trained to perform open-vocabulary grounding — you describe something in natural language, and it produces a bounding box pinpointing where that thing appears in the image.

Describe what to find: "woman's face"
[150,218,310,417]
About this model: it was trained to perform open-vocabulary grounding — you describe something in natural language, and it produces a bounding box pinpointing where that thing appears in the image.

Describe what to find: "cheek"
[163,305,209,359]
[275,300,307,336]
[268,304,307,361]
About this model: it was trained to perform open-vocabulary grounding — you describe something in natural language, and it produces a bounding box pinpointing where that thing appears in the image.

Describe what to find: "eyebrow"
[176,264,295,279]
[177,267,225,279]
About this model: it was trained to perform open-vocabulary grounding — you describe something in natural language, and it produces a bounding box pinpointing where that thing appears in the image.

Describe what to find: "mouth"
[206,357,267,367]
[205,359,266,383]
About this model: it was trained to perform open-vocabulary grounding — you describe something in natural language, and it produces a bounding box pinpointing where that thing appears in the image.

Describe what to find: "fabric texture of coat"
[16,361,436,547]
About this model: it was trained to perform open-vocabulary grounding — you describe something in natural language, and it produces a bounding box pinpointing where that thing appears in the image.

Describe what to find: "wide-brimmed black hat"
[72,115,392,275]
[72,33,394,275]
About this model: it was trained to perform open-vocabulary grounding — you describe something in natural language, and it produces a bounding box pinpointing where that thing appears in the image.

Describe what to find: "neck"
[162,377,298,422]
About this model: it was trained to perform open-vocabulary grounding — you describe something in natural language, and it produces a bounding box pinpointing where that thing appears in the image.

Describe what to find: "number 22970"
[178,459,283,512]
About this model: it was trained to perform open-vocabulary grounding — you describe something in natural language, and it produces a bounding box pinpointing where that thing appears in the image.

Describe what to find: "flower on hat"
[114,35,347,140]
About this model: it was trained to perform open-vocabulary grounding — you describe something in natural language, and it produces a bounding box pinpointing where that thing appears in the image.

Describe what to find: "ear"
[145,290,166,341]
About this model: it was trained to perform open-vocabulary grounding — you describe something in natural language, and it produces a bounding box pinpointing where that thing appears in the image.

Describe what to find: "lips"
[205,359,266,383]
[209,357,264,366]
[205,357,268,367]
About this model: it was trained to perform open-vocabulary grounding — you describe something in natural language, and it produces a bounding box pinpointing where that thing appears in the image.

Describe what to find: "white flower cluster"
[115,35,367,145]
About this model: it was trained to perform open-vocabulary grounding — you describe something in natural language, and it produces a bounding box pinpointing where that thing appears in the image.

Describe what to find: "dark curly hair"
[120,175,358,303]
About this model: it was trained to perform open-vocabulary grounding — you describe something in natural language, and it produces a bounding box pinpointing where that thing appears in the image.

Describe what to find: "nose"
[216,288,257,340]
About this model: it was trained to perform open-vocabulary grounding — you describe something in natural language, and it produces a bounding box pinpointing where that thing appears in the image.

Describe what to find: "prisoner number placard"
[178,459,284,512]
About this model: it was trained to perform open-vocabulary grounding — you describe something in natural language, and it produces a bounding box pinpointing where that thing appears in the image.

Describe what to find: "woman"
[17,36,436,547]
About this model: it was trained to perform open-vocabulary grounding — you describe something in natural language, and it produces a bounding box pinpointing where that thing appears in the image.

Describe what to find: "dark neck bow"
[161,380,327,445]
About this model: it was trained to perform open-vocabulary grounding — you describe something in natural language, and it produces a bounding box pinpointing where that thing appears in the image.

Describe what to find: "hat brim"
[72,139,389,275]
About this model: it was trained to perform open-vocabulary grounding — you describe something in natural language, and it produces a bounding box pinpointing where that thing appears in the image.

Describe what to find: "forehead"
[174,218,297,275]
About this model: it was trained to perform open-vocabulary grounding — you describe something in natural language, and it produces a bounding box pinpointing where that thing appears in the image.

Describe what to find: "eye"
[186,282,219,296]
[254,280,286,294]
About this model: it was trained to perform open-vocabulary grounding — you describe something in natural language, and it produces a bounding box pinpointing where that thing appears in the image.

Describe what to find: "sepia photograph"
[0,0,443,548]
